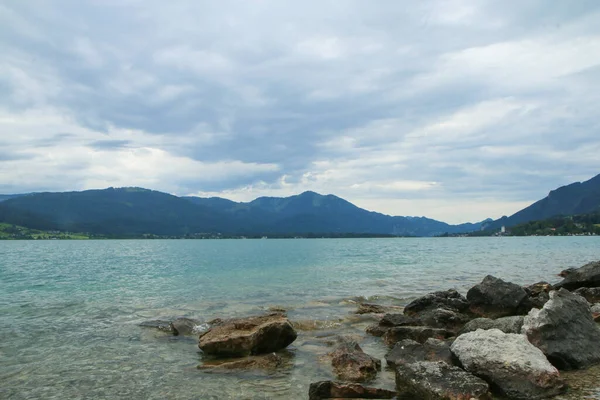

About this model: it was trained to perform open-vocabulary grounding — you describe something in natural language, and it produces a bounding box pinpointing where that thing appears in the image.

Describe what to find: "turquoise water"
[1,237,599,399]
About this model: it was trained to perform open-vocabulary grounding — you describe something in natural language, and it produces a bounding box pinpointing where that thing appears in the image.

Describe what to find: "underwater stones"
[170,317,201,336]
[308,381,396,400]
[355,303,386,314]
[197,352,286,372]
[198,313,297,357]
[139,319,174,333]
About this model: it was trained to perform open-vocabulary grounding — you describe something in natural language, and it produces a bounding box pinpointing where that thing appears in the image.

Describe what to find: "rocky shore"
[142,260,600,399]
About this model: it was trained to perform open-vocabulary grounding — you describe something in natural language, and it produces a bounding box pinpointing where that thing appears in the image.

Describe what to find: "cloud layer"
[1,0,599,223]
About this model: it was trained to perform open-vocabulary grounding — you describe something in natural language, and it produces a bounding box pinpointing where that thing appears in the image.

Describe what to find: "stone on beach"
[329,340,381,382]
[459,316,524,335]
[522,288,600,370]
[404,289,470,315]
[574,287,600,303]
[395,361,491,400]
[198,313,297,357]
[383,326,453,346]
[385,338,452,368]
[415,307,472,334]
[554,261,600,291]
[467,275,529,318]
[451,329,566,399]
[308,381,396,400]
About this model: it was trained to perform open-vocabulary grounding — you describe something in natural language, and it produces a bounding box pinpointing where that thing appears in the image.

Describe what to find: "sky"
[1,1,599,224]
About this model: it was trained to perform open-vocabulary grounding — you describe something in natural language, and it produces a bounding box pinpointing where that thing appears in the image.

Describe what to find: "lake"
[1,237,599,399]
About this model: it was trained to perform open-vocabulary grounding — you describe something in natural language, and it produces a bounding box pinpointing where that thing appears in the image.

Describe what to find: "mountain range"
[0,172,599,237]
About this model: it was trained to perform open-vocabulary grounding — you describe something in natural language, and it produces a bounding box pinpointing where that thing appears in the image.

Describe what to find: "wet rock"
[308,381,396,400]
[385,338,452,368]
[574,287,600,303]
[197,352,284,372]
[395,361,490,400]
[355,303,386,314]
[554,261,600,291]
[365,324,389,337]
[592,304,600,322]
[198,313,297,357]
[467,275,528,318]
[416,307,472,334]
[383,326,452,346]
[380,313,419,327]
[451,329,566,399]
[404,289,469,315]
[139,319,174,333]
[170,317,201,336]
[267,305,287,313]
[459,316,524,335]
[329,341,381,382]
[522,288,600,370]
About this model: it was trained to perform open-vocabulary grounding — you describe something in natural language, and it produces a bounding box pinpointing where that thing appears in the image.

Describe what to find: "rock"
[522,288,600,370]
[197,352,285,372]
[574,287,600,303]
[467,275,528,318]
[416,307,472,334]
[451,329,566,399]
[329,341,381,382]
[383,326,452,346]
[365,324,389,337]
[592,304,600,322]
[198,313,297,357]
[404,289,469,315]
[355,303,386,314]
[395,361,490,400]
[558,267,577,278]
[170,317,201,336]
[139,319,174,333]
[554,261,600,290]
[522,282,552,310]
[308,381,396,400]
[380,313,419,327]
[385,338,452,368]
[459,316,524,335]
[267,306,287,313]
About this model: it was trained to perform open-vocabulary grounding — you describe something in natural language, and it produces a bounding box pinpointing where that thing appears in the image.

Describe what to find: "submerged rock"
[554,261,600,291]
[308,381,396,400]
[383,326,452,346]
[574,287,600,303]
[170,317,201,336]
[451,329,566,399]
[467,275,528,318]
[329,341,381,382]
[459,316,524,335]
[139,319,174,333]
[395,361,491,400]
[197,352,285,372]
[404,289,469,315]
[355,303,386,314]
[385,338,452,368]
[522,288,600,370]
[198,313,297,357]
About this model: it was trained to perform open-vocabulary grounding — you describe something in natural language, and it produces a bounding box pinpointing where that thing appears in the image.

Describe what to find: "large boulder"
[383,326,452,346]
[198,313,297,357]
[459,316,524,335]
[574,287,600,303]
[554,261,600,290]
[385,338,452,368]
[416,307,472,334]
[329,341,381,382]
[308,381,396,400]
[522,288,600,370]
[467,275,528,318]
[451,329,566,399]
[404,289,469,315]
[395,361,490,400]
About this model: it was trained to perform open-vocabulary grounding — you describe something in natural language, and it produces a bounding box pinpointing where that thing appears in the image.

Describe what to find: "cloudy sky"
[1,1,599,223]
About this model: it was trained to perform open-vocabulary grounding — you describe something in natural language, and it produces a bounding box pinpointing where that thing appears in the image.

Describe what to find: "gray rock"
[522,282,552,311]
[554,260,600,291]
[416,307,472,334]
[385,338,452,368]
[574,287,600,303]
[395,361,490,400]
[522,288,600,370]
[365,324,389,337]
[355,303,386,314]
[139,319,174,333]
[170,317,201,336]
[198,313,297,357]
[329,341,381,382]
[308,381,396,400]
[451,329,566,399]
[383,326,452,346]
[380,313,419,327]
[467,275,528,318]
[404,289,469,315]
[459,316,524,335]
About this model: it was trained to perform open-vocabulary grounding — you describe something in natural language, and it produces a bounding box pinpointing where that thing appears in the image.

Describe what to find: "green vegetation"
[0,223,90,240]
[509,213,600,236]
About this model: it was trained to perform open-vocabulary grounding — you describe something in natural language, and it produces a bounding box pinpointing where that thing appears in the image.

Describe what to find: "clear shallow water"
[1,237,599,399]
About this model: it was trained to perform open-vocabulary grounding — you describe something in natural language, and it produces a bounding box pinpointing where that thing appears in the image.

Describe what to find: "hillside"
[0,188,483,237]
[485,173,600,230]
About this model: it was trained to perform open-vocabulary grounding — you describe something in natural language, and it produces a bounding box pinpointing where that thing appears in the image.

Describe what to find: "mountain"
[0,194,24,202]
[0,188,484,237]
[486,173,600,230]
